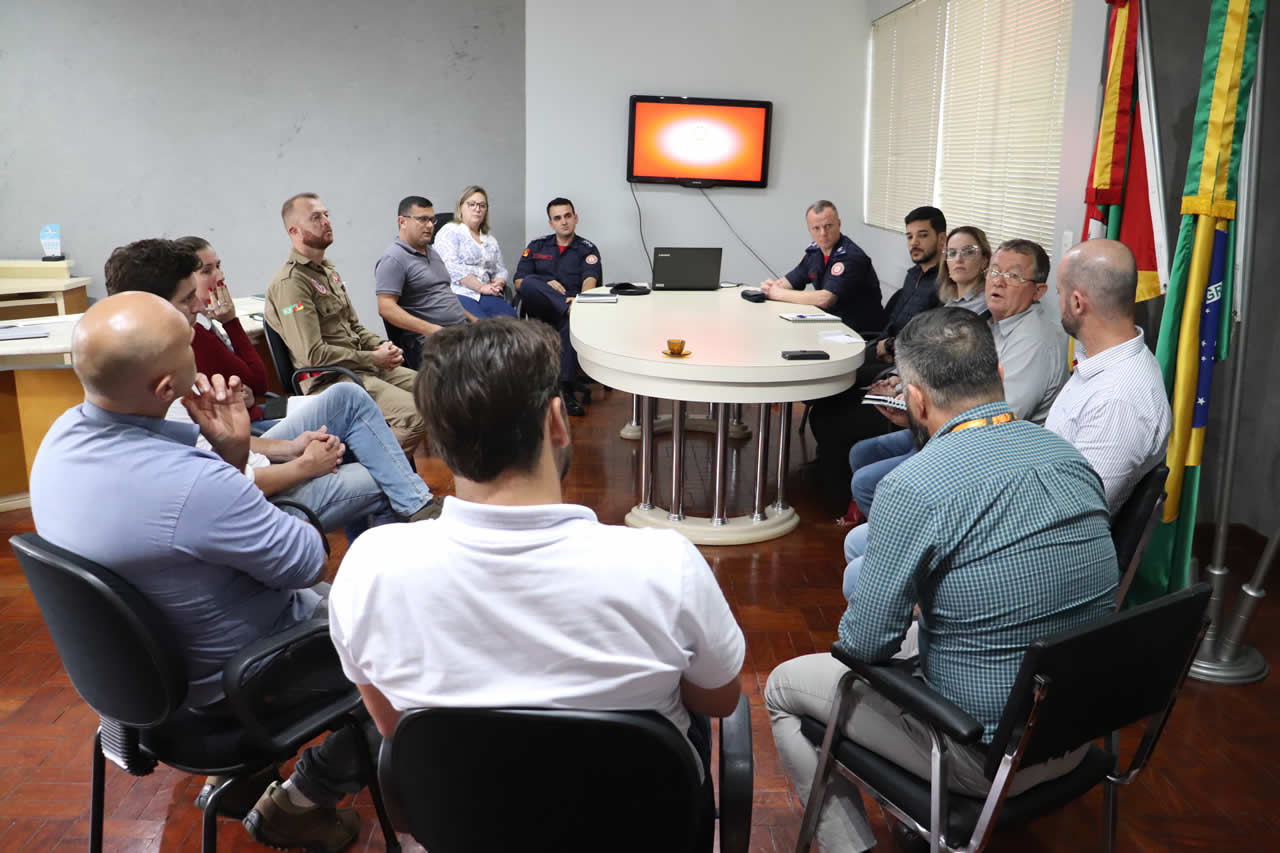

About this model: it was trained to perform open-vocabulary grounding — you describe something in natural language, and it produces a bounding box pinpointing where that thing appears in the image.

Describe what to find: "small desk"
[0,300,270,509]
[571,288,864,545]
[0,260,90,321]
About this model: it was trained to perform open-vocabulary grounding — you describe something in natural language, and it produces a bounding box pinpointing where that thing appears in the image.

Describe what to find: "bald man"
[266,192,425,454]
[1046,239,1171,512]
[29,293,372,852]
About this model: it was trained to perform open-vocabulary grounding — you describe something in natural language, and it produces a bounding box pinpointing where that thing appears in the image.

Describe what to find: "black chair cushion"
[799,716,1113,846]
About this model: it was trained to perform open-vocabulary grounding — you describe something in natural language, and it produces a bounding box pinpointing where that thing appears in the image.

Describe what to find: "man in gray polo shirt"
[375,195,470,368]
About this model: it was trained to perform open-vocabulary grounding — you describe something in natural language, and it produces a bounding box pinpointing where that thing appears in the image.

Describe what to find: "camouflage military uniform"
[265,250,424,452]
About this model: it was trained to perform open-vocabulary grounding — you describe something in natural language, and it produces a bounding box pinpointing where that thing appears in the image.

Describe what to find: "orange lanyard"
[946,412,1016,435]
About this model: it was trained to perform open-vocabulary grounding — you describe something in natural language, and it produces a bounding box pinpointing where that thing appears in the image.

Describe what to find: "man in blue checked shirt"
[765,307,1117,852]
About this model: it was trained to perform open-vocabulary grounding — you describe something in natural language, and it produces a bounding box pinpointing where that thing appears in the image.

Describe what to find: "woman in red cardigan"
[176,236,277,430]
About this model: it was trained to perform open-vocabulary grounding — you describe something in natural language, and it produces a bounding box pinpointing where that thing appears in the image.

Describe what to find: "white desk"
[0,300,270,508]
[571,288,864,544]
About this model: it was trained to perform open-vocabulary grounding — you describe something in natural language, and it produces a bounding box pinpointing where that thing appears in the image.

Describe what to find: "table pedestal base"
[625,504,799,546]
[619,415,752,441]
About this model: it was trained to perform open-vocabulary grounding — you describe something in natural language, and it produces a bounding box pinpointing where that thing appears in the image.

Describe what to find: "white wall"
[526,0,868,289]
[0,0,525,328]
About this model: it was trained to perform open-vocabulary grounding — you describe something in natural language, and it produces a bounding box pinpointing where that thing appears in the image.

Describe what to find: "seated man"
[766,308,1116,852]
[327,317,746,846]
[1048,238,1171,512]
[266,192,425,454]
[30,292,382,853]
[374,195,471,370]
[104,239,438,529]
[514,196,603,416]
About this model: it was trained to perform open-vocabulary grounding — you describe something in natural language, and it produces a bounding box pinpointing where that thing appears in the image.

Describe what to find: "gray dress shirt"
[989,302,1069,425]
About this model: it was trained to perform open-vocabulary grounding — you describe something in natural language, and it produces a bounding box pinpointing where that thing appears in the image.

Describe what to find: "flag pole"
[1137,0,1170,285]
[1191,7,1268,685]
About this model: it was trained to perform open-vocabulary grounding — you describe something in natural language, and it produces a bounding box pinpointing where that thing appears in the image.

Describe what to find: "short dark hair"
[281,192,319,224]
[546,197,575,217]
[996,238,1051,283]
[398,196,433,216]
[104,239,201,300]
[413,317,561,482]
[905,206,946,234]
[894,307,1003,410]
[174,235,211,255]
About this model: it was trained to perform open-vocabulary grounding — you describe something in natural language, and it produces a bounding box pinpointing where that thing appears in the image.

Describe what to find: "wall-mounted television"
[627,95,773,189]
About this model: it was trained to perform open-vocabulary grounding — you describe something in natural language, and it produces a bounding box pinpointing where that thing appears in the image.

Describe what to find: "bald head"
[72,292,195,414]
[1060,239,1138,320]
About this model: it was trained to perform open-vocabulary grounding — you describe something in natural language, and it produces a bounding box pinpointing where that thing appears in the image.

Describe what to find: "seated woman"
[433,185,518,319]
[175,236,278,431]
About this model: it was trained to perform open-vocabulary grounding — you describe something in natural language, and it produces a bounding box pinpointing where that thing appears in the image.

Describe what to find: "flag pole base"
[1189,643,1270,685]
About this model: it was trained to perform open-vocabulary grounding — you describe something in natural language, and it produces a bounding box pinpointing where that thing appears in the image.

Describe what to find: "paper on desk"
[819,330,858,344]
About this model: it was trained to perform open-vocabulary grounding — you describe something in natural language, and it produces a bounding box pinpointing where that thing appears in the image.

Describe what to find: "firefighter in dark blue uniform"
[760,200,886,336]
[515,197,603,415]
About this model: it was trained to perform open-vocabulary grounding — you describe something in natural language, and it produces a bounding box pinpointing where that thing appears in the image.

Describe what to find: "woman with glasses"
[936,225,992,314]
[174,236,279,431]
[434,185,518,318]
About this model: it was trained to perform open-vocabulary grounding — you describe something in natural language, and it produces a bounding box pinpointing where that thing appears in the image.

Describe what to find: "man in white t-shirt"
[328,317,745,840]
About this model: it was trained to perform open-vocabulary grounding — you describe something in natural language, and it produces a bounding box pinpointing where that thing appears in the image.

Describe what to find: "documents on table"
[819,330,858,344]
[780,311,841,323]
[575,291,617,303]
[0,324,51,341]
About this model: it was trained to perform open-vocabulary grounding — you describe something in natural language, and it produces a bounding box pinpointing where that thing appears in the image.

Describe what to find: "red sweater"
[191,319,269,420]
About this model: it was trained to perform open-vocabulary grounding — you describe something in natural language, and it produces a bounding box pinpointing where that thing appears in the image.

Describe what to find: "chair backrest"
[8,534,187,727]
[433,211,453,230]
[984,582,1210,778]
[261,321,299,394]
[381,707,705,853]
[1112,463,1169,606]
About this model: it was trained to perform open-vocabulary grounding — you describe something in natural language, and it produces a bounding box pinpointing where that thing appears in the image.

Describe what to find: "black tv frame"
[626,95,773,189]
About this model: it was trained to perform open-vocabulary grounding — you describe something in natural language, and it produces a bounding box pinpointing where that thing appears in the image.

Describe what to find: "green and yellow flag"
[1131,0,1266,605]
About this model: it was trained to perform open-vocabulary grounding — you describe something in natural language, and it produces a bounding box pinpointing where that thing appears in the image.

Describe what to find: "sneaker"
[243,782,360,853]
[404,499,442,523]
[194,765,280,819]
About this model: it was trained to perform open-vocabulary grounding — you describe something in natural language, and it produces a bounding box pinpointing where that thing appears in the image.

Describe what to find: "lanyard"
[945,412,1016,435]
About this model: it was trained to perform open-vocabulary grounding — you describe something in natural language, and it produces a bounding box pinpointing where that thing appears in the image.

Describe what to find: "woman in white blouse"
[434,185,518,318]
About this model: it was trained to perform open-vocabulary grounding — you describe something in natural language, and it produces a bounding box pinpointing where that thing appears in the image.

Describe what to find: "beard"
[301,229,333,250]
[1060,309,1081,338]
[906,405,931,450]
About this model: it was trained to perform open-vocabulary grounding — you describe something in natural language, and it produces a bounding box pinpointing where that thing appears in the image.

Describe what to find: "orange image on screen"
[631,102,767,182]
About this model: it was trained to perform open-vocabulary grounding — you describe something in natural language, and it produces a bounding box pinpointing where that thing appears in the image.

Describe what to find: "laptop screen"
[651,247,723,290]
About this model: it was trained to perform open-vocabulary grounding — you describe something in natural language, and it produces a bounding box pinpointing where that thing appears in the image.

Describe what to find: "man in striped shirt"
[1047,239,1171,513]
[765,308,1116,852]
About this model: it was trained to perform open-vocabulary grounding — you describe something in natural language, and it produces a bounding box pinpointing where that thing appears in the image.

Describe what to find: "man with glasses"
[514,197,603,416]
[266,192,425,454]
[985,238,1068,425]
[374,195,471,370]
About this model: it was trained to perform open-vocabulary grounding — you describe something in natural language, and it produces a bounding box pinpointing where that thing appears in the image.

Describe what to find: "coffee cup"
[667,339,686,355]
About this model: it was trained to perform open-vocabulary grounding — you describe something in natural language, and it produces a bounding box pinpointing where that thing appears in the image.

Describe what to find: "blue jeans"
[842,523,869,601]
[459,293,517,318]
[849,429,917,515]
[260,383,433,530]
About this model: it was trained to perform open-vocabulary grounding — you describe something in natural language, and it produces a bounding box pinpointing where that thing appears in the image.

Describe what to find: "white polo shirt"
[1045,330,1171,513]
[328,497,745,753]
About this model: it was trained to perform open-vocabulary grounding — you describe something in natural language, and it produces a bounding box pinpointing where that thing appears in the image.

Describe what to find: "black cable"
[629,181,654,278]
[699,188,779,279]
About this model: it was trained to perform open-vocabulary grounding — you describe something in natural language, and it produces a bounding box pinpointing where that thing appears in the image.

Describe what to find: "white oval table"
[570,287,865,544]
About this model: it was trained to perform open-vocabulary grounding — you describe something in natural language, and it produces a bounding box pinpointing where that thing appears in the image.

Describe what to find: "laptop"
[651,247,723,291]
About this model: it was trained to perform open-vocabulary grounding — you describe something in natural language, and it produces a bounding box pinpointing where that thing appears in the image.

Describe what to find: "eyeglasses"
[464,201,488,210]
[943,245,983,259]
[987,267,1040,285]
[402,214,434,224]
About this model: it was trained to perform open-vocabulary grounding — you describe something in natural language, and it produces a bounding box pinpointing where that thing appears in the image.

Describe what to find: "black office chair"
[261,320,365,396]
[382,319,421,370]
[1111,463,1169,608]
[433,211,453,230]
[796,583,1211,853]
[7,533,401,853]
[378,695,754,853]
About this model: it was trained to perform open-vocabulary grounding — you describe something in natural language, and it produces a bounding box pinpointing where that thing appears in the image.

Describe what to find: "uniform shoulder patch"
[522,248,530,258]
[585,254,599,265]
[282,301,305,315]
[831,262,846,276]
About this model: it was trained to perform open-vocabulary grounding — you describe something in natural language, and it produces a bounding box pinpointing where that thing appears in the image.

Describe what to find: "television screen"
[627,95,773,188]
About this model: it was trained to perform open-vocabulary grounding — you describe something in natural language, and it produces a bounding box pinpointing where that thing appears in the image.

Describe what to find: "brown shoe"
[194,765,280,819]
[243,782,360,853]
[405,499,442,523]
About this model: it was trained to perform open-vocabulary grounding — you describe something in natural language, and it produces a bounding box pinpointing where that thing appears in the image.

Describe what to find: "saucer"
[662,349,692,358]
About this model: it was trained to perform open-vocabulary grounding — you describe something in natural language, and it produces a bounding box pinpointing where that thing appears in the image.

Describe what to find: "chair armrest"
[222,617,361,753]
[831,644,983,745]
[289,366,365,395]
[717,694,753,853]
[272,500,330,556]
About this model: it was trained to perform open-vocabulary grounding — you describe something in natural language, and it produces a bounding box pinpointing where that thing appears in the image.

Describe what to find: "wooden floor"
[0,388,1276,851]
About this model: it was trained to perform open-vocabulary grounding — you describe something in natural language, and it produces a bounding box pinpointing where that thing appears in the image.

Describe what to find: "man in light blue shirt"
[30,284,367,852]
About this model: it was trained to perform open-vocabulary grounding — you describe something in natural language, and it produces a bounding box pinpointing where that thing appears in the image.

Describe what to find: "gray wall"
[0,0,525,328]
[1149,2,1279,535]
